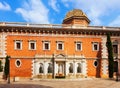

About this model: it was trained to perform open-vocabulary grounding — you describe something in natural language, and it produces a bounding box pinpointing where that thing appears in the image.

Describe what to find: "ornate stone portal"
[33,54,87,79]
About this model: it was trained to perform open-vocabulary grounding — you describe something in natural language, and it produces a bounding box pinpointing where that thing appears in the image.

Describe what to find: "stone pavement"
[0,78,120,88]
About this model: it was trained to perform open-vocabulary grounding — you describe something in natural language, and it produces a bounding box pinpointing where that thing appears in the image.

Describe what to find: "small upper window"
[57,41,64,50]
[113,45,118,54]
[29,40,36,50]
[43,41,50,50]
[76,42,82,51]
[69,63,73,73]
[14,40,22,50]
[92,42,99,51]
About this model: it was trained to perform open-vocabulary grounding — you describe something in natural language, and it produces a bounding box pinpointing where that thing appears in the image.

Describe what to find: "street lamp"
[8,56,10,84]
[116,57,119,81]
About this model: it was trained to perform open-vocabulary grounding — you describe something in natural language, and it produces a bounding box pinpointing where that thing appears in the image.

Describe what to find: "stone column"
[32,58,36,77]
[65,61,68,76]
[44,59,47,78]
[53,60,56,78]
[73,59,76,75]
[82,59,87,76]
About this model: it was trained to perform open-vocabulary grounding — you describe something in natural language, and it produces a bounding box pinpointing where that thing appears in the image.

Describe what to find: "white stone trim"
[0,33,7,57]
[102,59,108,75]
[101,37,107,58]
[32,59,35,77]
[8,33,104,38]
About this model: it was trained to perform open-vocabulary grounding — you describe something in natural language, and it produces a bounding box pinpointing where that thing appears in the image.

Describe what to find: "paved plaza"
[0,78,120,88]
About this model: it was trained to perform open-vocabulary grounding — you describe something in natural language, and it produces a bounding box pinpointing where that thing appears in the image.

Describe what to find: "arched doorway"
[54,54,66,78]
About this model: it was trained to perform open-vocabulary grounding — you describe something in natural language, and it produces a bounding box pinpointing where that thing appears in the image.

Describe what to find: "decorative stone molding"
[0,33,7,58]
[101,37,108,58]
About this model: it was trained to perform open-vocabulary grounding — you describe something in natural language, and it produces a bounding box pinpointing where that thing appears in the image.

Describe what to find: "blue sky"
[0,0,120,27]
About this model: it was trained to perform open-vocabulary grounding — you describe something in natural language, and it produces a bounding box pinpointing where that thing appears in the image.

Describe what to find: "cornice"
[0,24,120,36]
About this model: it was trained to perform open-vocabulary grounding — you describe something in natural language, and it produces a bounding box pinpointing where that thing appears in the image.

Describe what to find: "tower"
[62,9,90,26]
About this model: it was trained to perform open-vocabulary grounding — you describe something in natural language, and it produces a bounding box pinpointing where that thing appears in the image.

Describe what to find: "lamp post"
[116,57,119,81]
[8,57,10,84]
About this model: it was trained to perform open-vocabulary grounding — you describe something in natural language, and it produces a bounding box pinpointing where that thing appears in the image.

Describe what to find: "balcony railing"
[0,22,120,30]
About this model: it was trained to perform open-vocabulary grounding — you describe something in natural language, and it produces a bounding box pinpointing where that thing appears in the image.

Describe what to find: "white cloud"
[0,2,11,11]
[48,0,59,12]
[61,0,120,26]
[15,0,49,24]
[109,16,120,27]
[61,0,69,8]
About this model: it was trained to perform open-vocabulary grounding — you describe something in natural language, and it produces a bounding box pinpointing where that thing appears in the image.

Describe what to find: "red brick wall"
[10,59,32,77]
[63,19,89,26]
[7,35,102,77]
[87,59,101,77]
[7,35,101,56]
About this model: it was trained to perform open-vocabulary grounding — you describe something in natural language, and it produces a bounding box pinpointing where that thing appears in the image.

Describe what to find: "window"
[29,40,36,50]
[39,63,44,73]
[69,63,73,73]
[14,40,22,50]
[92,42,99,51]
[76,42,82,51]
[93,60,98,67]
[43,41,50,50]
[0,60,3,72]
[15,59,21,67]
[48,63,53,73]
[113,45,118,54]
[77,63,82,73]
[57,41,64,50]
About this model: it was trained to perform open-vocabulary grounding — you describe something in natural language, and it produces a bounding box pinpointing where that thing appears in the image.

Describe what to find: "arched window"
[77,63,81,73]
[48,63,53,73]
[69,63,73,73]
[39,63,44,73]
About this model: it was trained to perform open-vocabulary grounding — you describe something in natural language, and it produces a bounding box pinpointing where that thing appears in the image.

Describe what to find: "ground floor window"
[69,63,73,73]
[39,63,44,73]
[77,63,82,73]
[48,63,53,73]
[0,60,3,72]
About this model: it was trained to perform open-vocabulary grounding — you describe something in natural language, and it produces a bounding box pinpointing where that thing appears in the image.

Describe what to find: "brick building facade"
[0,9,120,79]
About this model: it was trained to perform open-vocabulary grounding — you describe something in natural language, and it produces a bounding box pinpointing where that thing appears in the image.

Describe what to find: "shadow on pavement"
[0,84,53,88]
[101,78,120,82]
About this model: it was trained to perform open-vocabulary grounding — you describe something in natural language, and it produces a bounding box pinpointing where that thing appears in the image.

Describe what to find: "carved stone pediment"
[53,54,67,61]
[55,54,66,59]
